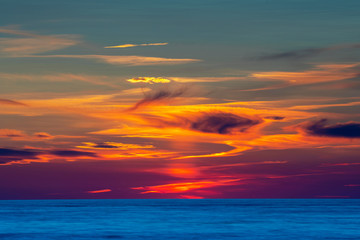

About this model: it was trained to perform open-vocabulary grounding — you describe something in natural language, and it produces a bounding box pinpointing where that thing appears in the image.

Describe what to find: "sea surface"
[0,199,359,239]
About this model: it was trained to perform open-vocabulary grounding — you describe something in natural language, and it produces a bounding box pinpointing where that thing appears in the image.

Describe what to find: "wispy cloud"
[0,27,198,66]
[105,42,168,48]
[127,76,243,84]
[259,43,360,60]
[0,26,79,56]
[0,72,122,89]
[0,129,26,138]
[0,98,27,106]
[33,132,54,139]
[169,77,245,83]
[127,86,189,111]
[28,54,200,66]
[250,63,359,88]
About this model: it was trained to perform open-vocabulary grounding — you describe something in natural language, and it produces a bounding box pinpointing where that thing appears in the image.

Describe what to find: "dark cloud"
[3,134,23,138]
[33,132,53,139]
[190,112,261,134]
[93,143,118,149]
[259,43,360,60]
[264,116,285,120]
[0,98,27,106]
[303,119,360,138]
[49,150,97,157]
[0,148,40,158]
[128,86,188,111]
[0,148,97,165]
[0,148,40,164]
[260,48,327,60]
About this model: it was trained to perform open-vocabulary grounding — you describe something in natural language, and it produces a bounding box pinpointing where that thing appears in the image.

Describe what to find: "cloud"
[264,116,285,120]
[251,63,359,86]
[0,98,27,106]
[128,86,188,111]
[133,179,240,194]
[0,148,39,158]
[127,77,171,84]
[105,43,168,48]
[302,119,360,138]
[0,129,26,138]
[0,27,79,56]
[29,55,200,66]
[78,142,154,150]
[33,132,54,139]
[0,148,40,164]
[259,43,360,60]
[0,72,123,89]
[126,76,244,84]
[190,112,261,134]
[0,146,100,165]
[87,189,112,193]
[49,150,97,157]
[0,36,79,56]
[169,77,245,83]
[0,27,198,66]
[0,129,56,140]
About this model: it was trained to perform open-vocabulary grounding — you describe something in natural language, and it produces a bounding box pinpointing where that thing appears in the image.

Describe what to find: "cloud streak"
[250,63,359,88]
[259,43,360,60]
[0,72,122,89]
[0,27,79,56]
[0,98,27,106]
[105,43,168,48]
[87,189,112,193]
[28,54,200,66]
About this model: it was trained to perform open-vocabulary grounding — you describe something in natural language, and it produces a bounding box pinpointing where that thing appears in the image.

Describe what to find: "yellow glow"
[127,77,171,84]
[105,43,168,48]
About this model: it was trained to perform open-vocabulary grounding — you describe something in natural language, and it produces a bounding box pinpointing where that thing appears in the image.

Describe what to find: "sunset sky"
[1,0,360,199]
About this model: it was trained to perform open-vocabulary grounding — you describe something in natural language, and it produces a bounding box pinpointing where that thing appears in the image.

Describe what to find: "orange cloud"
[0,98,27,106]
[179,195,204,199]
[133,179,240,194]
[87,189,112,194]
[105,42,168,48]
[33,132,54,139]
[0,129,26,138]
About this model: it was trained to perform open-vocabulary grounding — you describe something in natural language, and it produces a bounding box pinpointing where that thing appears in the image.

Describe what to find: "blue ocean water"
[0,199,359,239]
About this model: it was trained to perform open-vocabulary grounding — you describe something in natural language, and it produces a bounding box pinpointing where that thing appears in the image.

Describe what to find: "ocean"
[0,199,359,239]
